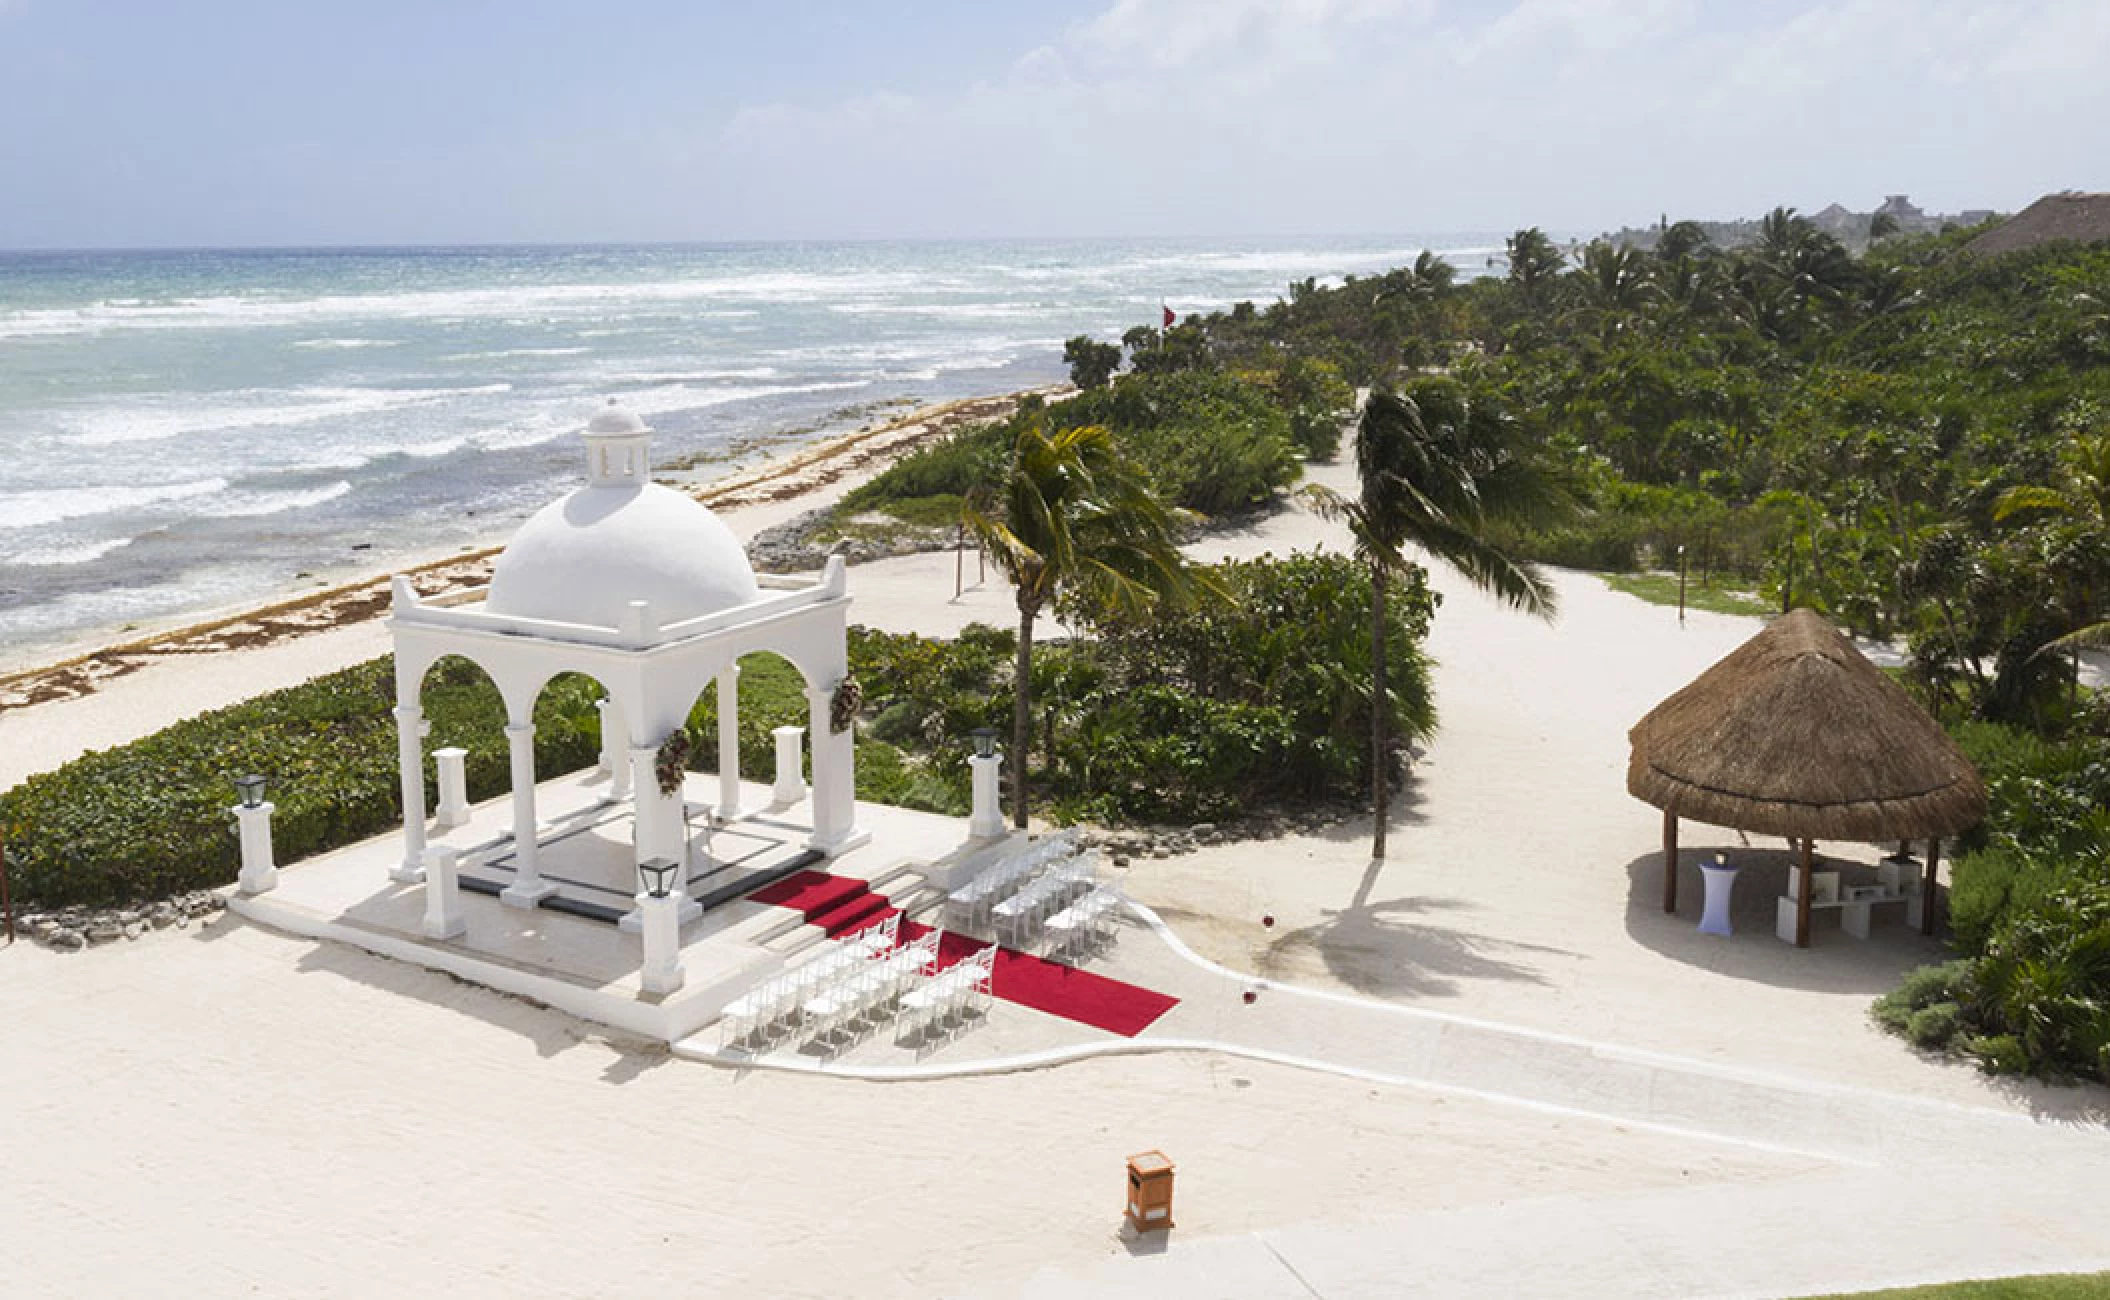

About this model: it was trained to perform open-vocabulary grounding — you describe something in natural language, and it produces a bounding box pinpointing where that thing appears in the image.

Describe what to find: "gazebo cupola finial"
[581,399,653,489]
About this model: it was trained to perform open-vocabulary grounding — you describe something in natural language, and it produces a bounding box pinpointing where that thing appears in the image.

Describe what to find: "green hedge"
[0,652,933,910]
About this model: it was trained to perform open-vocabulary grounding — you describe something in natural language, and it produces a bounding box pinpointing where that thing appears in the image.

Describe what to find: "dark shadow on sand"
[1623,842,1946,996]
[1258,849,1577,998]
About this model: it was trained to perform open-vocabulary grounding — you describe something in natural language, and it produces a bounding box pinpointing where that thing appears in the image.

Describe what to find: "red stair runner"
[746,869,1178,1037]
[748,870,893,939]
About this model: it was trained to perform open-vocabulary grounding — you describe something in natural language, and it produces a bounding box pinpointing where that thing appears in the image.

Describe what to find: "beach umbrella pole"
[1796,838,1815,947]
[1661,810,1679,913]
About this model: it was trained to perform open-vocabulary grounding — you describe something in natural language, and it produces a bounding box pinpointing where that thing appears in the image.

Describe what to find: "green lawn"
[1599,569,1775,618]
[1805,1273,2110,1299]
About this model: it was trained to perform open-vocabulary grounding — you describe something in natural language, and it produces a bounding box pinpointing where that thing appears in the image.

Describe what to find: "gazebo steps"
[751,863,945,955]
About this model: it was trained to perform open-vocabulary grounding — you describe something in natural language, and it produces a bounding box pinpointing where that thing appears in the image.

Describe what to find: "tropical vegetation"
[961,417,1205,827]
[0,552,1429,910]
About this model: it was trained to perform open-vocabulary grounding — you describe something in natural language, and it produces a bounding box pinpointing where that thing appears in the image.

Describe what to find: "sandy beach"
[4,409,2108,1297]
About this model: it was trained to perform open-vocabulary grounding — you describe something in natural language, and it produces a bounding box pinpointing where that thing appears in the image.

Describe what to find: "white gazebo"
[386,402,864,940]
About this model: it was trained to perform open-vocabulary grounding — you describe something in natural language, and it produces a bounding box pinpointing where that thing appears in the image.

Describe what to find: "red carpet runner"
[748,869,1178,1038]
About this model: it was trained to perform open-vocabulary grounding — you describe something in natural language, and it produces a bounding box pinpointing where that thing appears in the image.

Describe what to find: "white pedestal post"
[596,699,630,801]
[433,747,470,829]
[772,724,806,805]
[639,888,686,997]
[391,704,428,884]
[969,751,1006,840]
[500,721,555,907]
[233,802,278,895]
[422,846,466,940]
[716,663,742,819]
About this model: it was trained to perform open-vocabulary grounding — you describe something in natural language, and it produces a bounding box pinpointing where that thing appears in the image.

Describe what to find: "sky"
[0,0,2105,249]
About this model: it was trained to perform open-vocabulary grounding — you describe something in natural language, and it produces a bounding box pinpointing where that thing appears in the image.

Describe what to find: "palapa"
[1629,608,1984,840]
[1629,608,1986,945]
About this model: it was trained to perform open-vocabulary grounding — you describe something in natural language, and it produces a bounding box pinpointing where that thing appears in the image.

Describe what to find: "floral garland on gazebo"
[654,729,692,798]
[829,675,863,735]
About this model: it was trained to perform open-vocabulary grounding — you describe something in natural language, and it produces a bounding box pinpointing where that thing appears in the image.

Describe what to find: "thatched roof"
[1965,191,2110,257]
[1628,609,1986,841]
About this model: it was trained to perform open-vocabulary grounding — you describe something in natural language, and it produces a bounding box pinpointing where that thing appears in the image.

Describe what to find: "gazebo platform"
[231,767,1011,1043]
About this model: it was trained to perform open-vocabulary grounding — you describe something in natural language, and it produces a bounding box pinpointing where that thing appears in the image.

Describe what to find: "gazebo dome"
[485,404,758,630]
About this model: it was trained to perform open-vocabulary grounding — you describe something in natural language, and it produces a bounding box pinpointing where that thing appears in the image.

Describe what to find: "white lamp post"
[231,774,278,895]
[968,728,1006,841]
[637,858,685,997]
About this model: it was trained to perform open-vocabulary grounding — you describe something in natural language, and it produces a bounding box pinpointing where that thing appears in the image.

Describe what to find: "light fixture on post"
[970,727,999,759]
[1677,544,1688,627]
[638,857,680,900]
[234,773,269,809]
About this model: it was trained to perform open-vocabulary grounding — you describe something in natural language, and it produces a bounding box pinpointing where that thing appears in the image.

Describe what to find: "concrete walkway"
[668,898,2110,1298]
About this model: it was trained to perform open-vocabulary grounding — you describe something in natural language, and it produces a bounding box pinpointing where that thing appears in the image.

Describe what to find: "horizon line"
[0,229,1544,259]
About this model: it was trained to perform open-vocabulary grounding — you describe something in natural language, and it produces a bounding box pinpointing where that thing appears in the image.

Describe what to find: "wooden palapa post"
[1922,838,1942,936]
[1661,809,1679,913]
[1796,837,1815,948]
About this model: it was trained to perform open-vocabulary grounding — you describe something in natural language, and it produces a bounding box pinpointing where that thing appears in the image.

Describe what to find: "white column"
[233,802,278,895]
[622,744,699,931]
[806,686,860,854]
[596,699,631,801]
[629,744,689,867]
[422,846,466,940]
[500,721,554,906]
[969,751,1006,840]
[433,746,470,829]
[392,704,428,883]
[772,724,806,805]
[638,884,686,997]
[716,663,742,819]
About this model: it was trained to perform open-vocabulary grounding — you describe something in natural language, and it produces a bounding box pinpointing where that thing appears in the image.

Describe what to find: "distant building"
[1965,192,2110,257]
[1873,194,1933,232]
[1809,203,1862,240]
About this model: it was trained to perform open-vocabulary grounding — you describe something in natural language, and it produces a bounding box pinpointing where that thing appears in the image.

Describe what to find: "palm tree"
[1409,249,1456,295]
[965,418,1203,828]
[1993,430,2110,666]
[1505,227,1565,304]
[1307,378,1566,858]
[1570,240,1661,339]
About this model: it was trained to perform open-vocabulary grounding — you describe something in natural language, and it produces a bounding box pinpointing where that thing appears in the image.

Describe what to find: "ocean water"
[0,236,1501,667]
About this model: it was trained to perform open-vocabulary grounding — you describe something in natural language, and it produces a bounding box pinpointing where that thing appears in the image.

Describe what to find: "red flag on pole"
[1162,304,1175,328]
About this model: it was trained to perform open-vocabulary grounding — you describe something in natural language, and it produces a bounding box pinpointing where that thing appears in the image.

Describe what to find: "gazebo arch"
[385,402,863,931]
[1628,608,1986,946]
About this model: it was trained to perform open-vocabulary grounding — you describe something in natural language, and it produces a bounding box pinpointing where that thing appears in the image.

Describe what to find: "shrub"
[1974,880,2110,1083]
[1902,1001,1965,1050]
[0,658,597,910]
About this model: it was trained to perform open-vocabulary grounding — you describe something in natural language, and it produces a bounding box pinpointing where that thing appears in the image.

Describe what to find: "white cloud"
[696,0,2110,239]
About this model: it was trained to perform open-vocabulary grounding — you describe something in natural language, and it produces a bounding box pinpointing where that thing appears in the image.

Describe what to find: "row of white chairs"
[717,915,902,1052]
[720,922,1002,1058]
[802,930,940,1055]
[1041,884,1125,964]
[991,854,1099,950]
[897,947,996,1048]
[945,830,1085,937]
